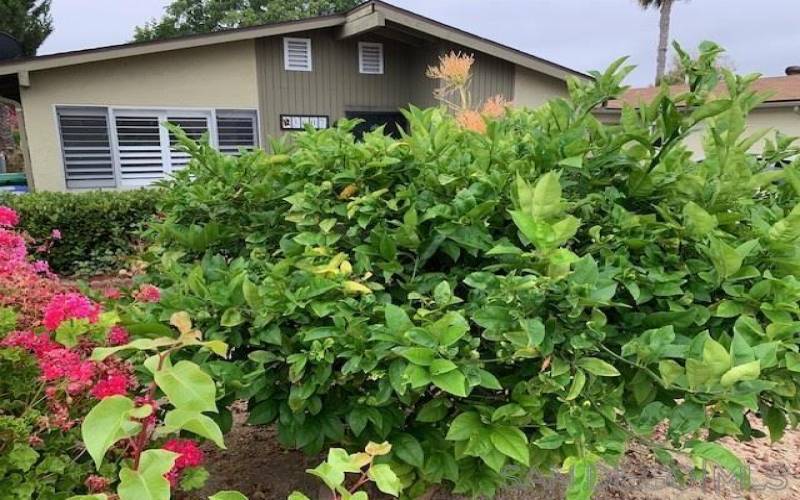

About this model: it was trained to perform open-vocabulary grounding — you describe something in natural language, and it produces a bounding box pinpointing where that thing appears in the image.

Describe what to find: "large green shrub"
[0,189,160,275]
[146,43,800,498]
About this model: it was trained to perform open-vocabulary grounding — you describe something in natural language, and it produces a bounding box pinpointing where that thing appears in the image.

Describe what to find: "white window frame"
[53,105,260,189]
[358,42,384,75]
[283,37,312,72]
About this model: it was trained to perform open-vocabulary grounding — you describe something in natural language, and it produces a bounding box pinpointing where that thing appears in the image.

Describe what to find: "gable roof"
[0,0,588,82]
[605,74,800,109]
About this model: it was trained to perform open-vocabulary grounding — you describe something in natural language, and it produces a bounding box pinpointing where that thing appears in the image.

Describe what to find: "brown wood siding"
[256,29,517,142]
[257,28,413,139]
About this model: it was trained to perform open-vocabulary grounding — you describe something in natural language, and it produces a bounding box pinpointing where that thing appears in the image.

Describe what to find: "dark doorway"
[345,111,406,139]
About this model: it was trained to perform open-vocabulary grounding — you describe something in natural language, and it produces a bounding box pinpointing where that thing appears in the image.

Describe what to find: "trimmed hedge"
[0,189,160,275]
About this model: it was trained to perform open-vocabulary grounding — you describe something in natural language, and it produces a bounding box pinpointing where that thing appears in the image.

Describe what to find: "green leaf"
[686,359,713,388]
[577,357,620,377]
[385,304,413,335]
[565,458,598,500]
[154,360,217,413]
[118,449,178,500]
[720,360,760,387]
[565,369,586,400]
[431,312,470,346]
[683,202,717,239]
[530,171,562,220]
[209,492,249,500]
[393,433,424,468]
[690,441,749,487]
[658,360,683,386]
[689,99,732,123]
[82,396,143,469]
[489,426,530,465]
[220,308,244,327]
[446,412,482,441]
[785,352,800,372]
[430,358,457,375]
[764,406,787,443]
[477,369,502,390]
[707,236,743,280]
[91,338,177,361]
[416,399,449,422]
[394,346,434,366]
[431,369,467,397]
[368,464,402,496]
[433,280,453,306]
[287,493,310,500]
[164,409,225,449]
[179,466,209,491]
[68,496,109,500]
[702,337,731,377]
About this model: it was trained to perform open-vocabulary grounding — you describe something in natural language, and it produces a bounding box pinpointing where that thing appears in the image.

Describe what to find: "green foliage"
[0,0,53,56]
[292,441,402,499]
[146,43,800,498]
[0,349,94,498]
[134,0,365,42]
[0,189,160,275]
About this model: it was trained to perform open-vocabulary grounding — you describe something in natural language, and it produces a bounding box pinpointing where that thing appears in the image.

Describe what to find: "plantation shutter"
[113,113,167,187]
[358,42,384,74]
[166,115,210,170]
[216,111,258,155]
[57,107,116,189]
[283,38,312,71]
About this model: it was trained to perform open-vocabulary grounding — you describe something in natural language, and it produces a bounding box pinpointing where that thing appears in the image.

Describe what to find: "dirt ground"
[187,407,800,500]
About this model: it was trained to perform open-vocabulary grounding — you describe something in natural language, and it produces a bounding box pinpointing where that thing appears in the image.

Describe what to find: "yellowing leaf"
[343,280,372,295]
[365,441,392,456]
[170,311,192,334]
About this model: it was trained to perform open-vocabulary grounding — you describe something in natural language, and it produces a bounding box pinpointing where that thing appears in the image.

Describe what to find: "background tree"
[637,0,676,84]
[134,0,365,42]
[0,0,53,56]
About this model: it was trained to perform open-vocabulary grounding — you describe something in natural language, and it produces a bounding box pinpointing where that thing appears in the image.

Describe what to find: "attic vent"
[284,37,312,71]
[359,42,384,74]
[216,110,259,155]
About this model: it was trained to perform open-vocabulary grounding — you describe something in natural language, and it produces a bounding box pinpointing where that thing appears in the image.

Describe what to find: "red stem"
[131,350,169,470]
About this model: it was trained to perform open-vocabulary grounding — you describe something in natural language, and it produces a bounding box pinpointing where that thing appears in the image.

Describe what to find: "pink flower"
[42,293,101,331]
[133,284,161,303]
[85,475,109,493]
[32,260,50,274]
[1,330,59,357]
[103,287,122,300]
[0,206,19,227]
[106,326,130,346]
[51,229,61,240]
[90,373,130,399]
[37,348,95,382]
[162,438,205,486]
[0,228,26,274]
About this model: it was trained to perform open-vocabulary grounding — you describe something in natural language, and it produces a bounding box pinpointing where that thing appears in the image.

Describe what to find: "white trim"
[53,104,260,190]
[358,42,384,75]
[283,37,312,72]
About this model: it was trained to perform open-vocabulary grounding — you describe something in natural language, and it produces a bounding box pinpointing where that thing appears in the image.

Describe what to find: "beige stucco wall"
[20,40,259,191]
[683,106,800,156]
[513,66,569,108]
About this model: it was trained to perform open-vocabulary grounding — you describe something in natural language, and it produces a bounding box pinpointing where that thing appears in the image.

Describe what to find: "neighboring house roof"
[605,74,800,109]
[0,0,588,82]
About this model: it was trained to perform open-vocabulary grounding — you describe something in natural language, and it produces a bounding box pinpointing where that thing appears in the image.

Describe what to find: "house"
[597,67,800,155]
[0,0,587,192]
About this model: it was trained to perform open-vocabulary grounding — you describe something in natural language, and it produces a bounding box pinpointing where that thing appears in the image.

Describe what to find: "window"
[283,37,312,71]
[57,107,116,189]
[216,110,259,155]
[56,106,258,189]
[358,42,384,74]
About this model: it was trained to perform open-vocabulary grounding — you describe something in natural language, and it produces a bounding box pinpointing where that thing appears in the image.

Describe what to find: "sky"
[37,0,800,87]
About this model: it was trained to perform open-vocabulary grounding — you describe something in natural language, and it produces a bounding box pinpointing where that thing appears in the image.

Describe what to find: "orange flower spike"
[426,51,475,86]
[456,109,487,134]
[481,95,511,119]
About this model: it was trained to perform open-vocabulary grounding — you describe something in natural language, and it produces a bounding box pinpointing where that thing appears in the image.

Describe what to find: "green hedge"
[0,189,160,275]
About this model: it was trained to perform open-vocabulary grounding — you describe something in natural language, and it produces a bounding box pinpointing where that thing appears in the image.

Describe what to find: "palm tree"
[638,0,676,84]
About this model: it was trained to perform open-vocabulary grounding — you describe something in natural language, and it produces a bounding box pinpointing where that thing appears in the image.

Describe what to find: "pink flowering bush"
[0,206,229,499]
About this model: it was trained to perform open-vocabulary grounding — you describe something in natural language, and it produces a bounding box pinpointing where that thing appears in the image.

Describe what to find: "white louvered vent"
[57,108,116,189]
[216,111,258,155]
[359,42,384,74]
[167,116,209,170]
[114,114,166,187]
[284,37,312,71]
